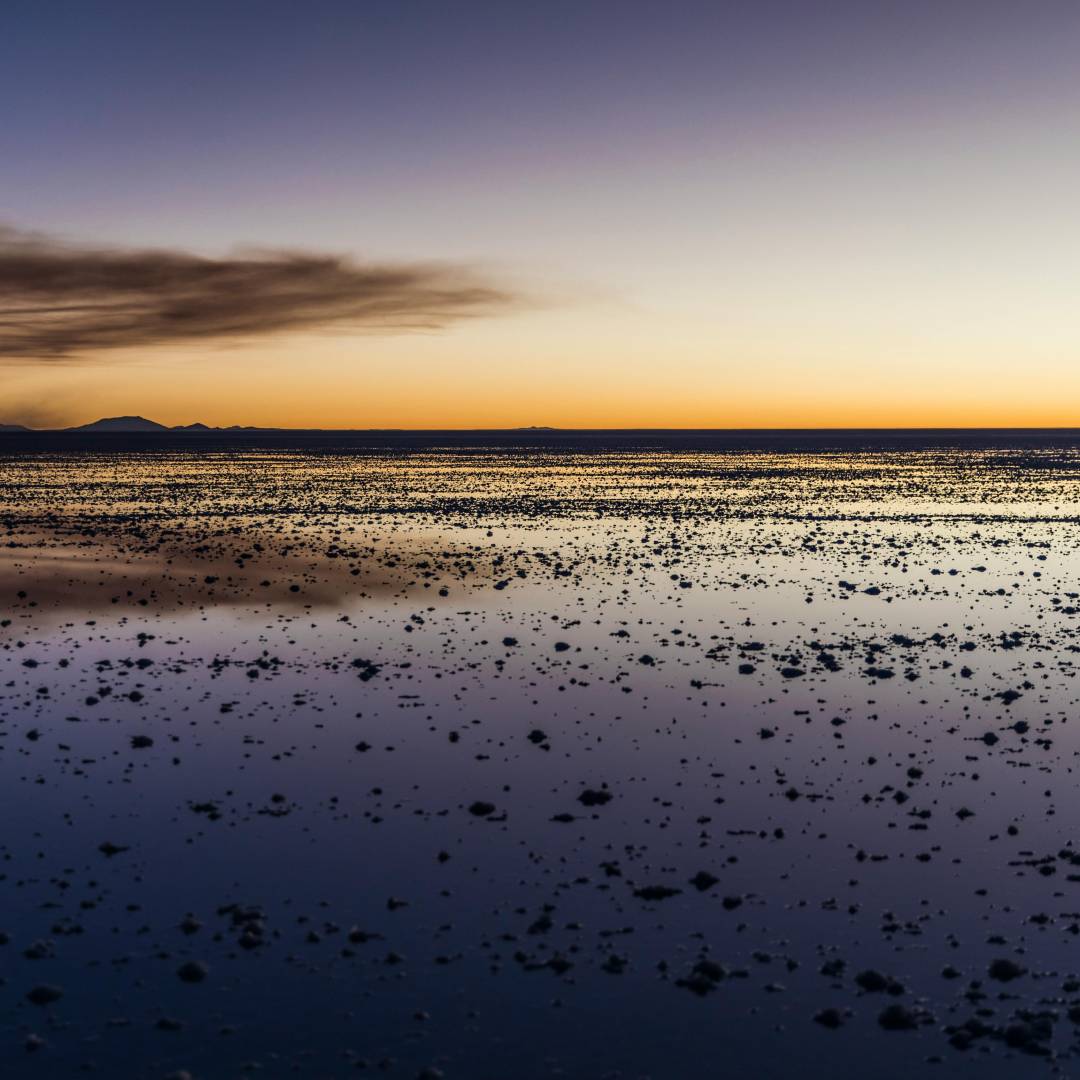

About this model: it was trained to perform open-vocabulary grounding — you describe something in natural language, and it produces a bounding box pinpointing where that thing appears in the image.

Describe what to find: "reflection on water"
[0,523,494,621]
[2,447,1080,1078]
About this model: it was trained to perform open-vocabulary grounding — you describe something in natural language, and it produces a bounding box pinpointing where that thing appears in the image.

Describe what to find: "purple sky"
[4,1,1080,427]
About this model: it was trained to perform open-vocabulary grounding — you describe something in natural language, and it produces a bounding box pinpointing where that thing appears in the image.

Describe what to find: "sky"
[3,0,1080,428]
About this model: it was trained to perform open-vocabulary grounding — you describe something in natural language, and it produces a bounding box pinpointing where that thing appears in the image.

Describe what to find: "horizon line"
[7,424,1080,434]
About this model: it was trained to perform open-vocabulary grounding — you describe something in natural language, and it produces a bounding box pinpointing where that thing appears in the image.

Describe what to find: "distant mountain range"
[0,415,555,433]
[4,423,1080,456]
[61,416,262,432]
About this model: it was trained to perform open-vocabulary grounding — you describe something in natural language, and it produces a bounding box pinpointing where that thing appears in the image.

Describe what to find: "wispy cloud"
[0,225,515,358]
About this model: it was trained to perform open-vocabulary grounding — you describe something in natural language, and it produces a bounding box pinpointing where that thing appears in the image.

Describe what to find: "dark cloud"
[0,226,515,358]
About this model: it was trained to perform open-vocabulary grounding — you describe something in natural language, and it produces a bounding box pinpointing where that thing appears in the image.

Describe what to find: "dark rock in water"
[24,939,53,960]
[676,959,728,995]
[633,884,681,901]
[26,985,63,1006]
[130,734,154,748]
[98,841,129,857]
[878,1004,919,1030]
[351,657,382,681]
[814,1008,844,1029]
[988,958,1026,982]
[1002,1020,1047,1052]
[864,666,894,679]
[689,870,719,891]
[468,801,496,816]
[578,788,612,807]
[348,927,381,944]
[176,961,208,983]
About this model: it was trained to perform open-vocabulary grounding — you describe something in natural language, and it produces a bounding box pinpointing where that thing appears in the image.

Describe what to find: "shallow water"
[3,446,1080,1078]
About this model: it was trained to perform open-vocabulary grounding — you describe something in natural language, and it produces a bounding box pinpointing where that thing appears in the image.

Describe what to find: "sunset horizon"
[12,414,1080,432]
[5,3,1080,431]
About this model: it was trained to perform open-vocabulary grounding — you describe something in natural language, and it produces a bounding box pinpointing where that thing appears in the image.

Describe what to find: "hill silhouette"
[70,416,172,432]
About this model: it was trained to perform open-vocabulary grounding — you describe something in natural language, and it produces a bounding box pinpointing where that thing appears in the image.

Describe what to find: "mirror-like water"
[3,446,1080,1078]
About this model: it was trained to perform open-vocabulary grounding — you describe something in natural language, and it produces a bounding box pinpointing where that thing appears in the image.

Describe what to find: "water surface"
[3,445,1080,1077]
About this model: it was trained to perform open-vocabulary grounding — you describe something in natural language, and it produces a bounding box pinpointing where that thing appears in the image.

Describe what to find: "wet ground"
[3,442,1080,1078]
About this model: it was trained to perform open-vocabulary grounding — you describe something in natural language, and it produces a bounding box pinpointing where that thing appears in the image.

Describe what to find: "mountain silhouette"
[69,416,172,432]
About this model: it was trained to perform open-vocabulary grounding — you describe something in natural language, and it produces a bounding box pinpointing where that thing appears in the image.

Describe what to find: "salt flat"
[2,443,1080,1077]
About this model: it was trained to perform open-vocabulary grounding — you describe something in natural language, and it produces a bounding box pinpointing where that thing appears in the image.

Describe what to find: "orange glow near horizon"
[8,329,1080,431]
[6,6,1080,432]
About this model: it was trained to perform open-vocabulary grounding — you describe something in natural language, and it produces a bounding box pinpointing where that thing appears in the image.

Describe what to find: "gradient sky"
[4,0,1080,428]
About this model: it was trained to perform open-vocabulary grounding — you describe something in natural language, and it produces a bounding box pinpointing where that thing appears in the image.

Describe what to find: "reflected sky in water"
[2,448,1080,1077]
